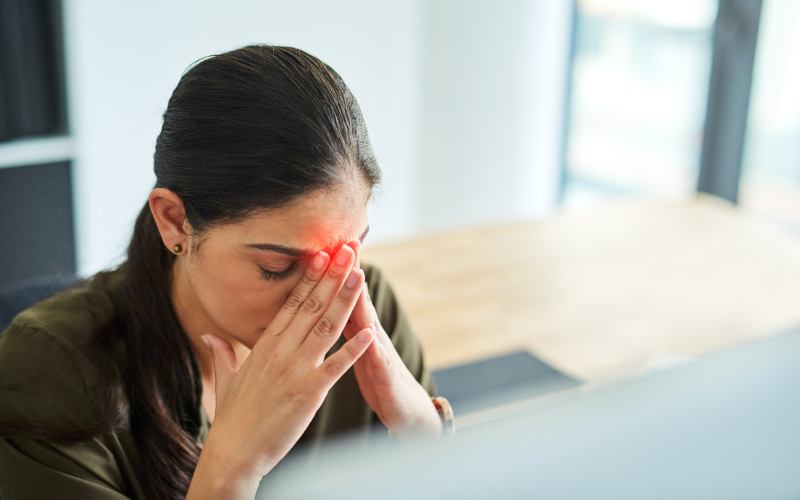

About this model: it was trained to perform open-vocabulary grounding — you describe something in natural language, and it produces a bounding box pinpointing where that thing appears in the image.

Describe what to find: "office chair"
[0,274,76,333]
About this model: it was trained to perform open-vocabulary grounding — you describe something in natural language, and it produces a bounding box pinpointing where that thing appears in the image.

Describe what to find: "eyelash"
[256,233,367,282]
[258,263,296,281]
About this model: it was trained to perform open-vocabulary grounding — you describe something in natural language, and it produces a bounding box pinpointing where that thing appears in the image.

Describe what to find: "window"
[739,0,800,228]
[562,0,717,207]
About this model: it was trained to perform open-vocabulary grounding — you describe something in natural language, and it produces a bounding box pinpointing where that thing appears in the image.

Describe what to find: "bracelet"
[431,396,455,436]
[386,396,455,438]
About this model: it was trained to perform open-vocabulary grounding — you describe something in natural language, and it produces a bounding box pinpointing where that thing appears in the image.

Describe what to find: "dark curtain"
[0,0,65,142]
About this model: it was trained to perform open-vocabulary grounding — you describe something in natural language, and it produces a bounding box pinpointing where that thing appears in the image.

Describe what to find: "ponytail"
[123,203,203,499]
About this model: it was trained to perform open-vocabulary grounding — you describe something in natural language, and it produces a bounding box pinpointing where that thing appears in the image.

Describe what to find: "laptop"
[262,326,800,500]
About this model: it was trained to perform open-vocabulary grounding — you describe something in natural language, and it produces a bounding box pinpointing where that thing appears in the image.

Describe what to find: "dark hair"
[2,44,381,500]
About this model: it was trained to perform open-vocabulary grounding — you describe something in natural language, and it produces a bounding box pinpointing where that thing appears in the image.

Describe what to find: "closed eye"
[258,262,296,281]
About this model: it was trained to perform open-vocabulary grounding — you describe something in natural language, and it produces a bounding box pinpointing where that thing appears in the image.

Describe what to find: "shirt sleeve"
[0,321,134,498]
[0,435,131,499]
[363,263,438,397]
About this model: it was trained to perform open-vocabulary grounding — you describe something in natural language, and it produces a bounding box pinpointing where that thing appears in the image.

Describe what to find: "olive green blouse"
[0,263,436,498]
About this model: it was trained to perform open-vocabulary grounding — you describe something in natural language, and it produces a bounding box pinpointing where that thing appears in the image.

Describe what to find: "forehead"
[226,185,370,252]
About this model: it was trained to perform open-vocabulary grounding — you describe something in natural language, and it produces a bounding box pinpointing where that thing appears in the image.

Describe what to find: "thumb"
[201,334,238,394]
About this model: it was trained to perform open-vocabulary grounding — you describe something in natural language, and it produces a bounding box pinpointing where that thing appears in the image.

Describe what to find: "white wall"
[62,0,571,276]
[415,0,572,232]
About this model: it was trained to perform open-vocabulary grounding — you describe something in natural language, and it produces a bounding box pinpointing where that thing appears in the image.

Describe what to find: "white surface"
[60,0,571,275]
[0,136,72,169]
[263,328,800,499]
[415,0,571,232]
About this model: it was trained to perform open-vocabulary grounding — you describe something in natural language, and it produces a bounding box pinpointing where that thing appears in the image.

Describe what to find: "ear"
[148,188,189,252]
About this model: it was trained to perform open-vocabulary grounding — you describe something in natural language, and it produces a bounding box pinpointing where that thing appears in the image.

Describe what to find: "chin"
[243,327,265,347]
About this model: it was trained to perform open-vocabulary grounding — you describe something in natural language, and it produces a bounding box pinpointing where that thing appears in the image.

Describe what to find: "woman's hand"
[187,244,373,499]
[342,240,443,438]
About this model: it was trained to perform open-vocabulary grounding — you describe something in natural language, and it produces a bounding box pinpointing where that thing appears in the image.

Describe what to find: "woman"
[0,45,450,499]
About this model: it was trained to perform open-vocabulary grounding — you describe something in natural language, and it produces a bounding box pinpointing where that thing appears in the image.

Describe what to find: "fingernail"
[312,252,326,270]
[200,335,211,350]
[345,269,359,289]
[335,247,350,266]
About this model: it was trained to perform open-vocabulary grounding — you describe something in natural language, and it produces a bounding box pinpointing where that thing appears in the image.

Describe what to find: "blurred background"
[4,4,800,493]
[0,0,798,285]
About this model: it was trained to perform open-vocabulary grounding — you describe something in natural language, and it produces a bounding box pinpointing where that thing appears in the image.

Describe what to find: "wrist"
[188,429,266,499]
[388,396,451,439]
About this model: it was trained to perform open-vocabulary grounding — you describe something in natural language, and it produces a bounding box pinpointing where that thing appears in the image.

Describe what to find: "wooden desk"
[362,195,800,383]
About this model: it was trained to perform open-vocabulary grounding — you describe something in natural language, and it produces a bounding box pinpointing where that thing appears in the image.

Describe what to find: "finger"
[364,340,394,384]
[346,239,362,320]
[374,320,397,353]
[281,244,356,350]
[315,326,374,390]
[339,260,397,355]
[355,287,395,353]
[370,333,396,369]
[344,239,376,336]
[201,334,239,393]
[260,251,330,342]
[343,284,378,340]
[346,239,361,269]
[298,268,365,364]
[347,238,362,289]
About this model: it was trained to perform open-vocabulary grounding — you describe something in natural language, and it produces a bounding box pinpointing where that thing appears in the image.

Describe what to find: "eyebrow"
[243,226,370,257]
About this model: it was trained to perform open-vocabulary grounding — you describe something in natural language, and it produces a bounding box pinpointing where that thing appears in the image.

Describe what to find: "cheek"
[188,261,296,344]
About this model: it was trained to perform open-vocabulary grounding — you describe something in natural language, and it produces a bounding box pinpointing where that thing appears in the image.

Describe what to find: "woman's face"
[176,184,370,348]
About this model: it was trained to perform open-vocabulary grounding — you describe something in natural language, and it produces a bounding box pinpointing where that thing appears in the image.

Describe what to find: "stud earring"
[172,244,183,254]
